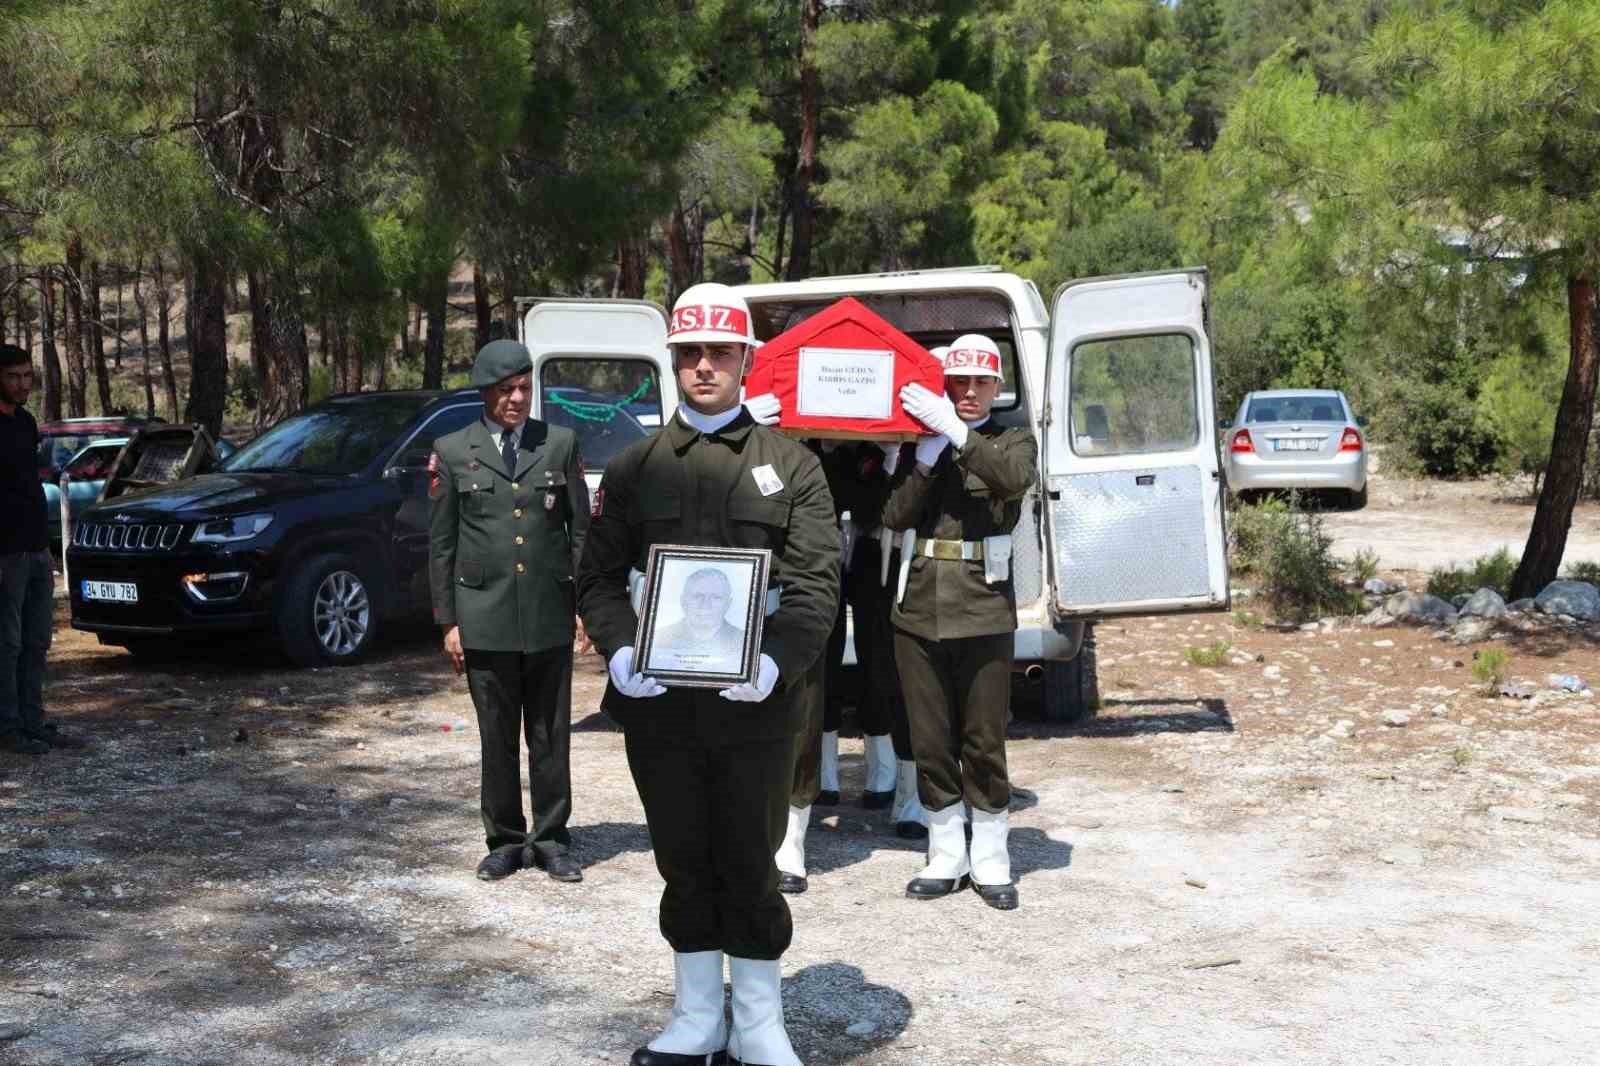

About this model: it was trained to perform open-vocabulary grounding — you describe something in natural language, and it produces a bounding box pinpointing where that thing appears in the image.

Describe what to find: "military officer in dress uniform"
[578,282,838,1066]
[429,339,590,885]
[884,334,1037,911]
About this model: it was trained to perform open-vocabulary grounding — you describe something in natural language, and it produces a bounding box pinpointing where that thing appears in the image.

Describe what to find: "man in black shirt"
[0,344,83,754]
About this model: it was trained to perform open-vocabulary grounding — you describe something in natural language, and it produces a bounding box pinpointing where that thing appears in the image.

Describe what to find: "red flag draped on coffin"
[743,297,945,440]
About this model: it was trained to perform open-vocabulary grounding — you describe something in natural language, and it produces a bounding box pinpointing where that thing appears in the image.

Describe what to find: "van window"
[1069,334,1198,456]
[539,358,662,470]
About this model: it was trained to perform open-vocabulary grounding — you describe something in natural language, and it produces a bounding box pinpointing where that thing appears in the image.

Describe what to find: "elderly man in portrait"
[650,567,746,674]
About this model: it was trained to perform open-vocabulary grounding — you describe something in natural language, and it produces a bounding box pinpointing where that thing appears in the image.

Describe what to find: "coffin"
[743,297,944,440]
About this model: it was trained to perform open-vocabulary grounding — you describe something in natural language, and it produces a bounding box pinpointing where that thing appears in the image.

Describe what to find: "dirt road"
[4,598,1598,1065]
[1321,474,1600,574]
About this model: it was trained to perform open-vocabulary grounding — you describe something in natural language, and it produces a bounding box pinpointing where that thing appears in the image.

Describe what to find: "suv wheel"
[1042,624,1099,723]
[277,553,379,667]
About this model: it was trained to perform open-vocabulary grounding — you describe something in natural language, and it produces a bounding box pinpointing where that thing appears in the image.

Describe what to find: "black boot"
[905,874,967,900]
[973,880,1019,910]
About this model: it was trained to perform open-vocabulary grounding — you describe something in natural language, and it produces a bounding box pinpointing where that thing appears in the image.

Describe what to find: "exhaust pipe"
[1024,664,1043,681]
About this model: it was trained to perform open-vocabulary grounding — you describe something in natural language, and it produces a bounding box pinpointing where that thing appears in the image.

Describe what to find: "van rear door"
[1041,269,1229,617]
[520,299,679,494]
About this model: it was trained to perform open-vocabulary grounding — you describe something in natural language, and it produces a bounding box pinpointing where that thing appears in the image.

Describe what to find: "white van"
[519,266,1229,720]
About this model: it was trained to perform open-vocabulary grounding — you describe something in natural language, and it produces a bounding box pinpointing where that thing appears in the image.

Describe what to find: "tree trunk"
[63,236,87,416]
[615,235,647,300]
[786,0,823,282]
[665,201,705,306]
[423,276,447,390]
[38,269,63,422]
[1511,273,1600,599]
[132,260,155,419]
[89,261,112,414]
[113,264,124,370]
[185,253,230,437]
[319,312,330,367]
[154,257,179,422]
[246,270,272,429]
[473,263,492,352]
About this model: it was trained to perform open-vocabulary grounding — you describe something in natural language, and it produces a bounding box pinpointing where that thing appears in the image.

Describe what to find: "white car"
[1222,389,1368,508]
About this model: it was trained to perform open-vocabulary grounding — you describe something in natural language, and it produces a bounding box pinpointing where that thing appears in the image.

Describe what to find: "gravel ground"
[4,588,1599,1065]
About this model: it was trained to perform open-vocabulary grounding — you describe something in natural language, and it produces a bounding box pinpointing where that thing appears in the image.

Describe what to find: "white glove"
[744,392,782,426]
[878,440,901,476]
[915,434,949,469]
[719,654,780,702]
[608,646,667,699]
[900,383,968,449]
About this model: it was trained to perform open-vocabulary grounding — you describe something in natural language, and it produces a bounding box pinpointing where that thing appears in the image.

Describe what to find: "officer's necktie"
[501,429,518,475]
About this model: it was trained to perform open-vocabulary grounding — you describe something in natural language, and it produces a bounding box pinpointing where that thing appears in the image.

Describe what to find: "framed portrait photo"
[634,545,772,689]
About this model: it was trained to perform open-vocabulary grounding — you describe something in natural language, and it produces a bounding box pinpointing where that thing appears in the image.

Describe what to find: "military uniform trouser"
[464,646,573,859]
[894,629,1013,814]
[626,728,794,960]
[0,551,52,741]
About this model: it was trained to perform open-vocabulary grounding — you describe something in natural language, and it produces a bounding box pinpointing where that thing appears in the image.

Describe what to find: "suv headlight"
[192,513,275,544]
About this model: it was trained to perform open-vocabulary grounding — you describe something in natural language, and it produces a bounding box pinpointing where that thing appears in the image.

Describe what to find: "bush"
[1260,506,1363,622]
[1229,494,1293,574]
[1426,548,1518,602]
[1346,547,1380,585]
[1471,647,1508,693]
[1563,560,1600,585]
[1184,640,1232,667]
[1232,494,1360,622]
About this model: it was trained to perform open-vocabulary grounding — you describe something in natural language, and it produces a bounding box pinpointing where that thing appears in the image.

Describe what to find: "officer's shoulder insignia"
[427,451,443,499]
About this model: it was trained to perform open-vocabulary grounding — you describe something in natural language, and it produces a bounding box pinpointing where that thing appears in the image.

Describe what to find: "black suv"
[67,389,485,666]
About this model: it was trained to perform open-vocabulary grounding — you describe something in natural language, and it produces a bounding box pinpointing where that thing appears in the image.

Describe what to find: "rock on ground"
[1459,588,1507,620]
[1535,581,1600,621]
[1384,591,1459,626]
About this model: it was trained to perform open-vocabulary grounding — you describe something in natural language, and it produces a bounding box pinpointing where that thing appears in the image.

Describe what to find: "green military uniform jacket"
[823,442,894,530]
[429,418,590,653]
[577,410,840,742]
[882,421,1038,642]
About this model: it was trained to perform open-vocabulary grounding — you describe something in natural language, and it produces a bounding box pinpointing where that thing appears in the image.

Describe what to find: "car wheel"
[1347,484,1368,510]
[277,553,380,667]
[1042,624,1099,724]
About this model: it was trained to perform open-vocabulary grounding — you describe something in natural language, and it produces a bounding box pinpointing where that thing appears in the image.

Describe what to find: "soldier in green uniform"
[578,283,837,1066]
[429,339,590,885]
[885,334,1037,911]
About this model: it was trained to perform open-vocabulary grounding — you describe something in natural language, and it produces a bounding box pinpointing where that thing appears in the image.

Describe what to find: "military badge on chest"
[544,470,558,511]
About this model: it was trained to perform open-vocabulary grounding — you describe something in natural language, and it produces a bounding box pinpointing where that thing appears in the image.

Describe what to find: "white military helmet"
[668,282,758,347]
[942,334,1004,381]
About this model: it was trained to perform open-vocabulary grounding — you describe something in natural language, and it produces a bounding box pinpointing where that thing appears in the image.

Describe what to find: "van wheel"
[1042,624,1099,723]
[277,553,379,667]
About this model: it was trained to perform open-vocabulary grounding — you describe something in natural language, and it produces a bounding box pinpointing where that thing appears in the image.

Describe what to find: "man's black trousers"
[463,646,573,860]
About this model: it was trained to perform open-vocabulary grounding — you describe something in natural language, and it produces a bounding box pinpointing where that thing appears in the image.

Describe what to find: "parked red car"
[36,415,164,482]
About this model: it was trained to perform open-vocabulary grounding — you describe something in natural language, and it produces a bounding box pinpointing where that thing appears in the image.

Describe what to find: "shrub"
[1471,647,1508,693]
[1427,548,1518,602]
[1563,560,1600,585]
[1229,495,1293,574]
[1346,547,1380,585]
[1231,608,1263,629]
[1255,501,1362,623]
[1184,640,1232,667]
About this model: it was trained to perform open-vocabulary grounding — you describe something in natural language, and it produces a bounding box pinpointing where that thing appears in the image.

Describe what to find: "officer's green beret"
[471,339,533,387]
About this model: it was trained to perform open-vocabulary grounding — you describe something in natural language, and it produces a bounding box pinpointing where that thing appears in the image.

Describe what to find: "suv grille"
[72,521,185,552]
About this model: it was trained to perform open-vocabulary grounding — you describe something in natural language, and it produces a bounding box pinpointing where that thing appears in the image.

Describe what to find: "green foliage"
[1471,648,1509,692]
[1184,640,1233,668]
[1478,350,1565,487]
[1228,494,1293,575]
[1346,548,1380,585]
[1231,608,1263,629]
[1562,561,1600,585]
[1051,207,1182,286]
[817,80,999,267]
[1426,548,1519,602]
[1231,495,1359,621]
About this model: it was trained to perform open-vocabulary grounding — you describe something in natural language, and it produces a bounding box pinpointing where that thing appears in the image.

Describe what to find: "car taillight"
[1339,428,1363,452]
[1230,429,1254,454]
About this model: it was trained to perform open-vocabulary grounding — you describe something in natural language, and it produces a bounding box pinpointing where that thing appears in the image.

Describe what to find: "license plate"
[82,580,138,603]
[1273,438,1321,452]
